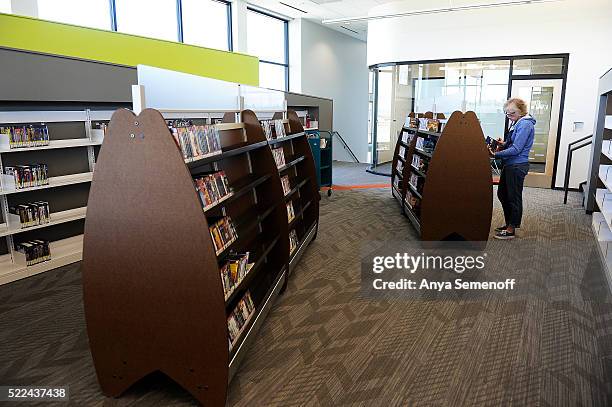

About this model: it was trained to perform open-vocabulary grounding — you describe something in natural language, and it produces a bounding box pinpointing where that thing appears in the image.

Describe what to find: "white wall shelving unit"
[0,109,113,285]
[586,67,612,291]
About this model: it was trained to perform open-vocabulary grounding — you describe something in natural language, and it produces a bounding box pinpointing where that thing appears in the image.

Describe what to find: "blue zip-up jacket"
[495,115,536,165]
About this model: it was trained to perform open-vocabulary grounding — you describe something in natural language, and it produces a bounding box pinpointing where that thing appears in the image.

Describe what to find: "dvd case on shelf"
[274,120,286,139]
[272,147,286,168]
[9,201,50,228]
[209,216,238,254]
[399,146,406,157]
[220,252,253,299]
[227,291,256,347]
[16,239,51,266]
[281,175,291,196]
[194,171,232,210]
[168,122,222,162]
[4,164,49,189]
[289,229,299,254]
[286,201,295,223]
[0,124,50,149]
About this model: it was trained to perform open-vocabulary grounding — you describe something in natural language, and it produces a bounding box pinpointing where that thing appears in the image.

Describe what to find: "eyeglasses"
[505,110,518,116]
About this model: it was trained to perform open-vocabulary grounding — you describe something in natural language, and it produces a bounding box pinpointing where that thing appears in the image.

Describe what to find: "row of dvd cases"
[0,109,114,285]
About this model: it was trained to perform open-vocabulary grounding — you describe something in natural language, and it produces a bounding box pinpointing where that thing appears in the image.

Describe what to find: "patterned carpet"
[1,186,611,406]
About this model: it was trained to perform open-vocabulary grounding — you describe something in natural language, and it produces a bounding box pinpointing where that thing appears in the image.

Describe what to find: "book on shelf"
[168,121,222,162]
[402,133,413,144]
[409,173,424,194]
[405,116,418,129]
[396,161,403,174]
[0,124,50,148]
[4,164,49,189]
[16,239,51,266]
[286,201,295,223]
[194,171,232,209]
[227,291,256,346]
[393,177,400,191]
[260,120,274,140]
[209,216,237,254]
[411,155,428,174]
[416,136,437,153]
[426,119,440,133]
[260,119,287,140]
[289,229,299,254]
[418,118,429,131]
[9,201,50,228]
[272,147,286,168]
[274,120,286,139]
[398,145,406,157]
[405,191,421,215]
[281,175,291,195]
[220,252,252,299]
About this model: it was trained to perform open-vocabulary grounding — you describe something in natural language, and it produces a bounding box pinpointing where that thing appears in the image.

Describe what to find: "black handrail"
[563,134,592,204]
[319,130,360,163]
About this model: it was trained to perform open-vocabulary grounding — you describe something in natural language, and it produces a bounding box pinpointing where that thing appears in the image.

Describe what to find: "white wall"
[368,0,612,188]
[294,19,369,163]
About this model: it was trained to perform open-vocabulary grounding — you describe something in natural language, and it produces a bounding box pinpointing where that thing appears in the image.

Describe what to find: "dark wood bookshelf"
[410,165,427,178]
[391,111,492,241]
[82,107,319,407]
[278,155,305,172]
[268,131,306,145]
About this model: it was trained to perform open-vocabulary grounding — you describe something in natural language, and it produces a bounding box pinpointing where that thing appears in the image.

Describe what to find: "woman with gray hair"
[489,98,535,240]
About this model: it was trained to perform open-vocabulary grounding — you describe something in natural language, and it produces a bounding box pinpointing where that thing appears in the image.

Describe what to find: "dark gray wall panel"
[286,92,333,131]
[0,47,136,103]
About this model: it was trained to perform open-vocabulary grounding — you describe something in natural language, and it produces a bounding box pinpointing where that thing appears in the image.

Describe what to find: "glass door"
[375,68,394,164]
[510,79,562,188]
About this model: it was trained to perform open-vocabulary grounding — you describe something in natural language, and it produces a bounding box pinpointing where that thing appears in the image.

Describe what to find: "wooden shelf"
[411,165,427,178]
[414,148,433,158]
[284,178,309,200]
[395,169,403,180]
[278,155,305,172]
[82,108,320,407]
[397,155,406,163]
[203,191,235,213]
[224,236,279,306]
[407,183,422,199]
[187,140,268,167]
[402,126,442,137]
[267,131,306,145]
[391,111,492,241]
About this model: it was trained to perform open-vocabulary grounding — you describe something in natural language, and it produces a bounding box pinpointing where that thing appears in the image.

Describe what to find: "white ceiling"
[247,0,400,41]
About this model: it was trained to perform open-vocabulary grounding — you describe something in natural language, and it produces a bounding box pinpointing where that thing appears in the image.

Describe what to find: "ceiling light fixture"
[279,2,308,13]
[321,0,562,25]
[339,26,359,35]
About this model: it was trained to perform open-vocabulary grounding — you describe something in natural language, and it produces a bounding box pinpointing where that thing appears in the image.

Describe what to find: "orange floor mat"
[321,184,390,191]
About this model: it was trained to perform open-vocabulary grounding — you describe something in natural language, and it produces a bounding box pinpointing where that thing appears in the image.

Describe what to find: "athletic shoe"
[494,230,515,240]
[494,225,507,232]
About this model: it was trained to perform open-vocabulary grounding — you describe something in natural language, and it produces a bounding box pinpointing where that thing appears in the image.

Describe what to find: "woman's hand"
[488,146,496,157]
[496,138,505,150]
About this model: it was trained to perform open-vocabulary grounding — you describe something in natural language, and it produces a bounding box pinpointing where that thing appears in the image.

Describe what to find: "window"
[115,0,178,41]
[247,8,288,91]
[37,0,111,30]
[0,0,10,13]
[181,0,231,51]
[512,58,565,75]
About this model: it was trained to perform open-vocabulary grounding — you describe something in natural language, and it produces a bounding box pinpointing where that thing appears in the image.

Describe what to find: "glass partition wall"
[369,55,568,188]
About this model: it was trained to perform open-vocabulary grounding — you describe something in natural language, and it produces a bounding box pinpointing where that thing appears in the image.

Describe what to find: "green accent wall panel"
[0,13,258,86]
